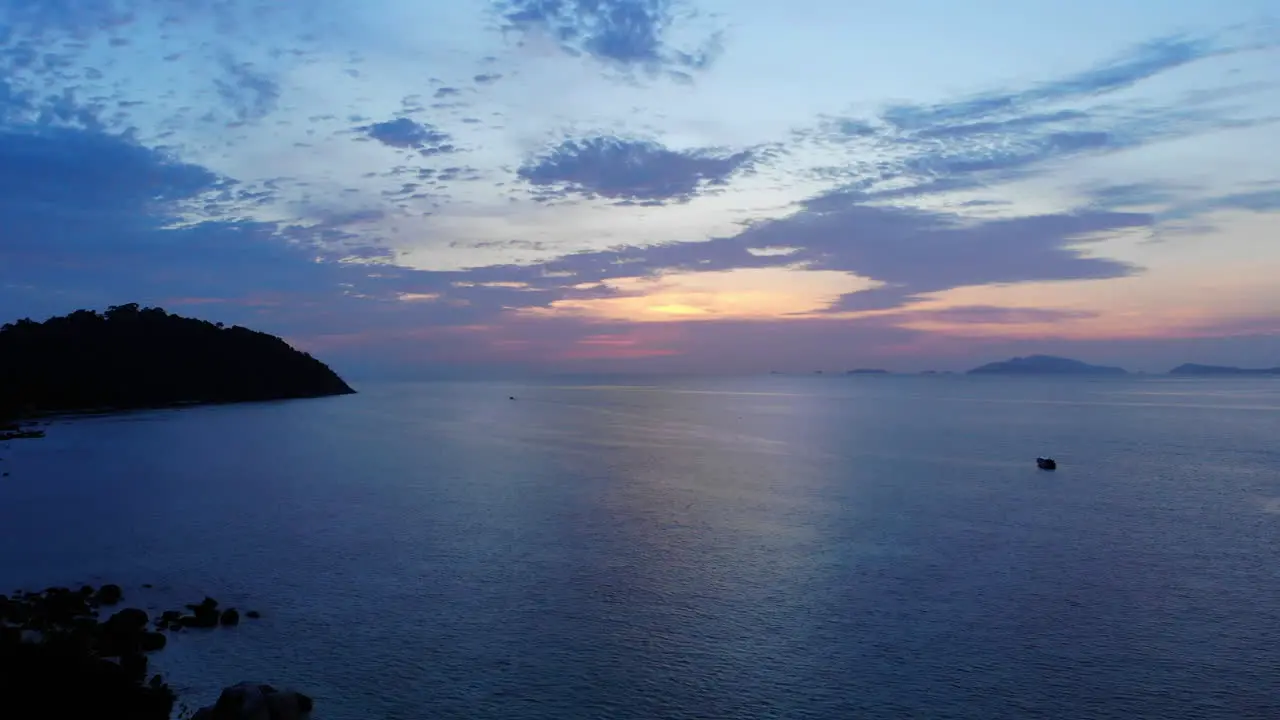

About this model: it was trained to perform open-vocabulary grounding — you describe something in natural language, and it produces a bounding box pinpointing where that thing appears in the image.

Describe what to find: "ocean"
[1,375,1278,719]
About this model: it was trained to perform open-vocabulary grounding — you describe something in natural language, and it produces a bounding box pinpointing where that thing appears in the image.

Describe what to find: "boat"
[1036,457,1057,470]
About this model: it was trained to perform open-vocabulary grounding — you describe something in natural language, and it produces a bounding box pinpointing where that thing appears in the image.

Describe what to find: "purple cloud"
[805,32,1279,201]
[899,306,1098,324]
[358,118,457,155]
[454,196,1146,315]
[493,0,720,75]
[881,36,1217,132]
[517,136,754,204]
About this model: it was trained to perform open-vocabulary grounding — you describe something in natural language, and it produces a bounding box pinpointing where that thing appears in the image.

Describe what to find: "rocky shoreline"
[0,419,45,478]
[0,420,44,442]
[2,402,317,718]
[0,584,312,719]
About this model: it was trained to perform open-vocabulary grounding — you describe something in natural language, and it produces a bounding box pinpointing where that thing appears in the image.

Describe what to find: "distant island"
[1169,363,1280,376]
[0,304,354,418]
[846,368,889,375]
[967,355,1127,375]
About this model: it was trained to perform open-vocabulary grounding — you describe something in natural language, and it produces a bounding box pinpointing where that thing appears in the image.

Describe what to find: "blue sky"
[2,0,1278,376]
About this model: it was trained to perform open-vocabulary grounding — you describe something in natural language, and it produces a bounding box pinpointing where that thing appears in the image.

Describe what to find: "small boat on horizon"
[1037,457,1057,470]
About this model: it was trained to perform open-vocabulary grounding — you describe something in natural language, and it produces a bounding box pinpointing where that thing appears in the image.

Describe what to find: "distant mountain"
[846,368,889,375]
[1169,363,1280,376]
[0,304,354,418]
[967,355,1128,375]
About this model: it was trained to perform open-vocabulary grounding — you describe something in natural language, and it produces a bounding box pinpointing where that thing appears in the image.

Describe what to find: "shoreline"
[2,386,357,423]
[1,405,320,718]
[0,583,308,720]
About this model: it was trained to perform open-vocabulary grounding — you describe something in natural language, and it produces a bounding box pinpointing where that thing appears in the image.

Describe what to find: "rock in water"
[191,682,314,720]
[139,632,167,652]
[106,608,149,630]
[96,584,123,605]
[120,652,148,682]
[181,598,222,628]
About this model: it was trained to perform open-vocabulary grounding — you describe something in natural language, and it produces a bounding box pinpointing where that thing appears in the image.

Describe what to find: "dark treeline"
[0,304,354,418]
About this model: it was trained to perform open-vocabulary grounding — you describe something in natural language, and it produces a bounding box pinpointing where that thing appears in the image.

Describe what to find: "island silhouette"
[0,304,354,419]
[1169,363,1280,376]
[966,355,1127,375]
[964,355,1279,376]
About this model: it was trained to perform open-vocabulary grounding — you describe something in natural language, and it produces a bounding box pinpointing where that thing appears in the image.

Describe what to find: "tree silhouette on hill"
[0,304,354,417]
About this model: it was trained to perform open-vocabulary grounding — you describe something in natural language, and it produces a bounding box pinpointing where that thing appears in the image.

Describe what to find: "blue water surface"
[1,375,1278,719]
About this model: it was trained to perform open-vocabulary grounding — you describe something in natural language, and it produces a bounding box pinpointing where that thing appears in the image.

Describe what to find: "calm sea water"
[2,376,1279,719]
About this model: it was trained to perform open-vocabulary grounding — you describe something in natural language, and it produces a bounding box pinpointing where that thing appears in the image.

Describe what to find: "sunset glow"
[523,268,882,322]
[2,0,1277,374]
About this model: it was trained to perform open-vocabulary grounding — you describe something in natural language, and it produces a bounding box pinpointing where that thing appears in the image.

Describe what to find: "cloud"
[1083,181,1194,210]
[0,1,331,46]
[1085,178,1280,221]
[882,37,1216,132]
[459,197,1146,315]
[358,117,457,155]
[0,1,137,40]
[215,56,280,122]
[1183,187,1280,215]
[899,306,1097,325]
[0,79,32,122]
[0,126,219,225]
[517,136,754,204]
[493,0,719,74]
[473,73,503,84]
[806,32,1279,201]
[911,110,1091,140]
[0,118,454,331]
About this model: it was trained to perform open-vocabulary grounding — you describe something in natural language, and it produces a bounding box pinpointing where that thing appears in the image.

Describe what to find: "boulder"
[266,688,314,719]
[38,587,90,624]
[139,632,167,652]
[97,584,123,605]
[186,596,218,612]
[191,681,313,720]
[97,609,157,656]
[107,608,149,630]
[180,598,222,628]
[179,613,219,629]
[120,651,148,682]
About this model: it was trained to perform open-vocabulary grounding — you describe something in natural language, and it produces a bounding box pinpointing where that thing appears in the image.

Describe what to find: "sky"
[1,0,1278,377]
